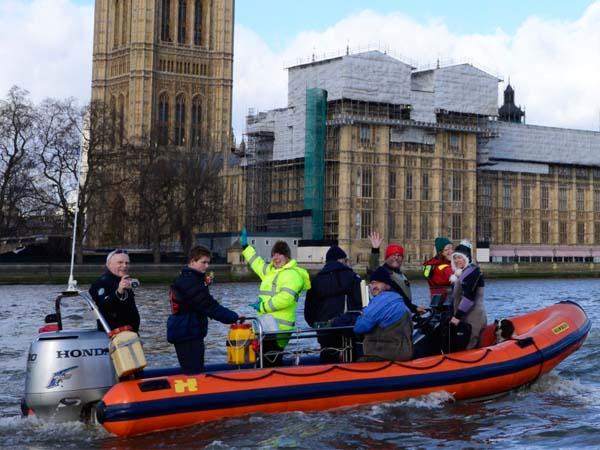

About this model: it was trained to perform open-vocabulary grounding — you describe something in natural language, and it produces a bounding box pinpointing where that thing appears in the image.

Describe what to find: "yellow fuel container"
[109,327,147,378]
[227,323,256,365]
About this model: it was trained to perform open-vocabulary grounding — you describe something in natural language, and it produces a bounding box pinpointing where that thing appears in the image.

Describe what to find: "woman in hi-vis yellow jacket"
[241,233,310,366]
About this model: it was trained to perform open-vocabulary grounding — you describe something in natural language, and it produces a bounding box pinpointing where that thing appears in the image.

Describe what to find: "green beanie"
[435,237,452,254]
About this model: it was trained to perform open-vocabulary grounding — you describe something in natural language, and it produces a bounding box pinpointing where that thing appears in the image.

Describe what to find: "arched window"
[121,0,128,45]
[161,0,171,42]
[110,96,117,147]
[191,96,201,148]
[178,0,187,44]
[118,94,125,145]
[175,94,186,146]
[113,0,121,49]
[158,93,169,145]
[194,0,202,45]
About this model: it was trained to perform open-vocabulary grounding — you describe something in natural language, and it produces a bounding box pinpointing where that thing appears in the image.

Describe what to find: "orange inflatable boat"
[97,301,590,437]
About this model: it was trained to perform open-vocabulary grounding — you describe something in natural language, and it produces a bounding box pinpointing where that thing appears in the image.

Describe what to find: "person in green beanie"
[422,237,454,302]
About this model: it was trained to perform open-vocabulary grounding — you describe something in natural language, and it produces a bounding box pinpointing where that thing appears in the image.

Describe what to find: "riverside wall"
[0,262,598,284]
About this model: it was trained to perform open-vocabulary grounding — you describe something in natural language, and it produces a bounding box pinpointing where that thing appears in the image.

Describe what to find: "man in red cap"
[367,231,426,315]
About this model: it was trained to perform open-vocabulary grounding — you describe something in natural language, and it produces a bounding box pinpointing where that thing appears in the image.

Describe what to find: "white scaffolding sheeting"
[482,121,600,167]
[246,50,502,162]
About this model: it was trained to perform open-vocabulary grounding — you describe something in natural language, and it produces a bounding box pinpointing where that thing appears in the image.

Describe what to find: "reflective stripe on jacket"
[242,245,311,347]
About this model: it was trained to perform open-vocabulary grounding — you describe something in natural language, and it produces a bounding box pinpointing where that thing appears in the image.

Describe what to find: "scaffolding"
[304,88,327,240]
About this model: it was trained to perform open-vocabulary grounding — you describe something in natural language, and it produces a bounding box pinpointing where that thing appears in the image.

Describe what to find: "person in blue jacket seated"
[167,245,242,374]
[353,266,413,362]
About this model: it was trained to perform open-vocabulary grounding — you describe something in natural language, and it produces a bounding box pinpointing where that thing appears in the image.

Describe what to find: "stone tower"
[89,0,236,247]
[91,0,233,148]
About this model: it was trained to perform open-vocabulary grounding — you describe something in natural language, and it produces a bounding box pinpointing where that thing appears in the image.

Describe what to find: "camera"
[129,278,140,289]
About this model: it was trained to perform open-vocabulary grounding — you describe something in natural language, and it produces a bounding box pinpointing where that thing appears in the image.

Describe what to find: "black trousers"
[174,339,205,374]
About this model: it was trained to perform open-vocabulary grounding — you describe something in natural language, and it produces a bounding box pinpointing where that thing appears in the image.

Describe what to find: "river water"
[1,278,599,449]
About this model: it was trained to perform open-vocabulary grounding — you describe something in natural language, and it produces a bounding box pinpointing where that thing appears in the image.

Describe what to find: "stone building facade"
[88,0,240,246]
[242,50,600,265]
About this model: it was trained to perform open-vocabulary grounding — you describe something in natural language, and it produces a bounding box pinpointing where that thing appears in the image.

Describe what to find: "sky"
[1,0,599,141]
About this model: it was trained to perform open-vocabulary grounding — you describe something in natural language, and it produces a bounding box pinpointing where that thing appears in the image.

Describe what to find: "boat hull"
[97,301,591,437]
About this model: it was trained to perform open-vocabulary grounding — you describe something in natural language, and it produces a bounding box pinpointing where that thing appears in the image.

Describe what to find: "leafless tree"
[32,97,81,232]
[0,86,38,236]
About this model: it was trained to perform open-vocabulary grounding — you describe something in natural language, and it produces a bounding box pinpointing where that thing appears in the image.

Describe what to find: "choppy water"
[1,278,599,449]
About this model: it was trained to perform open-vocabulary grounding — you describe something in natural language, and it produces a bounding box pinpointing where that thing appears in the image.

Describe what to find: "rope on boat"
[205,348,494,382]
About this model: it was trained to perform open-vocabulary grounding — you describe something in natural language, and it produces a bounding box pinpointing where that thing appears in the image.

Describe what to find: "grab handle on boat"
[516,337,535,348]
[54,291,112,333]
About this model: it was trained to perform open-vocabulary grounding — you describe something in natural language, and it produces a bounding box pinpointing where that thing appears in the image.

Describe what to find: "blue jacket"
[167,266,238,344]
[304,261,363,327]
[354,290,411,335]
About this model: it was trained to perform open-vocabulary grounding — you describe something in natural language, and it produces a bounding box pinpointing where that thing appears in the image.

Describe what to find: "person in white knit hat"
[448,240,487,350]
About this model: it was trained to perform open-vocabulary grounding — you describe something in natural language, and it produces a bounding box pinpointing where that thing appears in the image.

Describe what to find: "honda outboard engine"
[23,292,117,422]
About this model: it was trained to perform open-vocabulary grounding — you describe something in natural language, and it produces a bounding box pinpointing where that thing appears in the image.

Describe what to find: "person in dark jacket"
[89,249,140,332]
[167,245,241,374]
[304,245,363,363]
[354,266,413,361]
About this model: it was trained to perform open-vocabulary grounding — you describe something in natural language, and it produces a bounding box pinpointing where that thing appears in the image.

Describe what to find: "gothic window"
[559,186,568,211]
[451,214,462,241]
[191,96,201,147]
[405,173,413,200]
[421,173,429,201]
[161,0,171,42]
[404,213,412,239]
[522,220,531,243]
[576,188,585,210]
[121,0,128,45]
[577,222,585,244]
[503,183,512,208]
[359,126,371,144]
[503,219,512,243]
[480,182,492,208]
[595,223,600,243]
[420,215,429,240]
[541,184,549,209]
[522,185,531,209]
[541,221,549,243]
[449,133,459,152]
[175,94,186,146]
[118,94,125,145]
[559,221,568,243]
[110,96,117,147]
[389,171,396,199]
[595,189,600,211]
[178,0,187,44]
[359,210,372,239]
[451,174,462,202]
[158,93,169,145]
[194,0,202,45]
[113,0,121,48]
[357,166,373,198]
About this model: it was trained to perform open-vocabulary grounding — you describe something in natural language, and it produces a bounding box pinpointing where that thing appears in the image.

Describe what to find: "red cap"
[385,244,404,259]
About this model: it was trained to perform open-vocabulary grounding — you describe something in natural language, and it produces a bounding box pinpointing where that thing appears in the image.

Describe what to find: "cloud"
[0,0,94,104]
[234,4,600,136]
[1,1,598,139]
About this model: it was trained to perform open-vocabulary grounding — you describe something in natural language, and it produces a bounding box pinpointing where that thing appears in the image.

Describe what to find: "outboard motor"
[412,294,454,358]
[22,292,117,422]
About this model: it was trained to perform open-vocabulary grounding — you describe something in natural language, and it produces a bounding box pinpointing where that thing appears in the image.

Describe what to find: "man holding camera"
[89,249,141,333]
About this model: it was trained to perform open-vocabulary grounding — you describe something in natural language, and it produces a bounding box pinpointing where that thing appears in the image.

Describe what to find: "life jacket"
[422,256,453,299]
[169,285,186,314]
